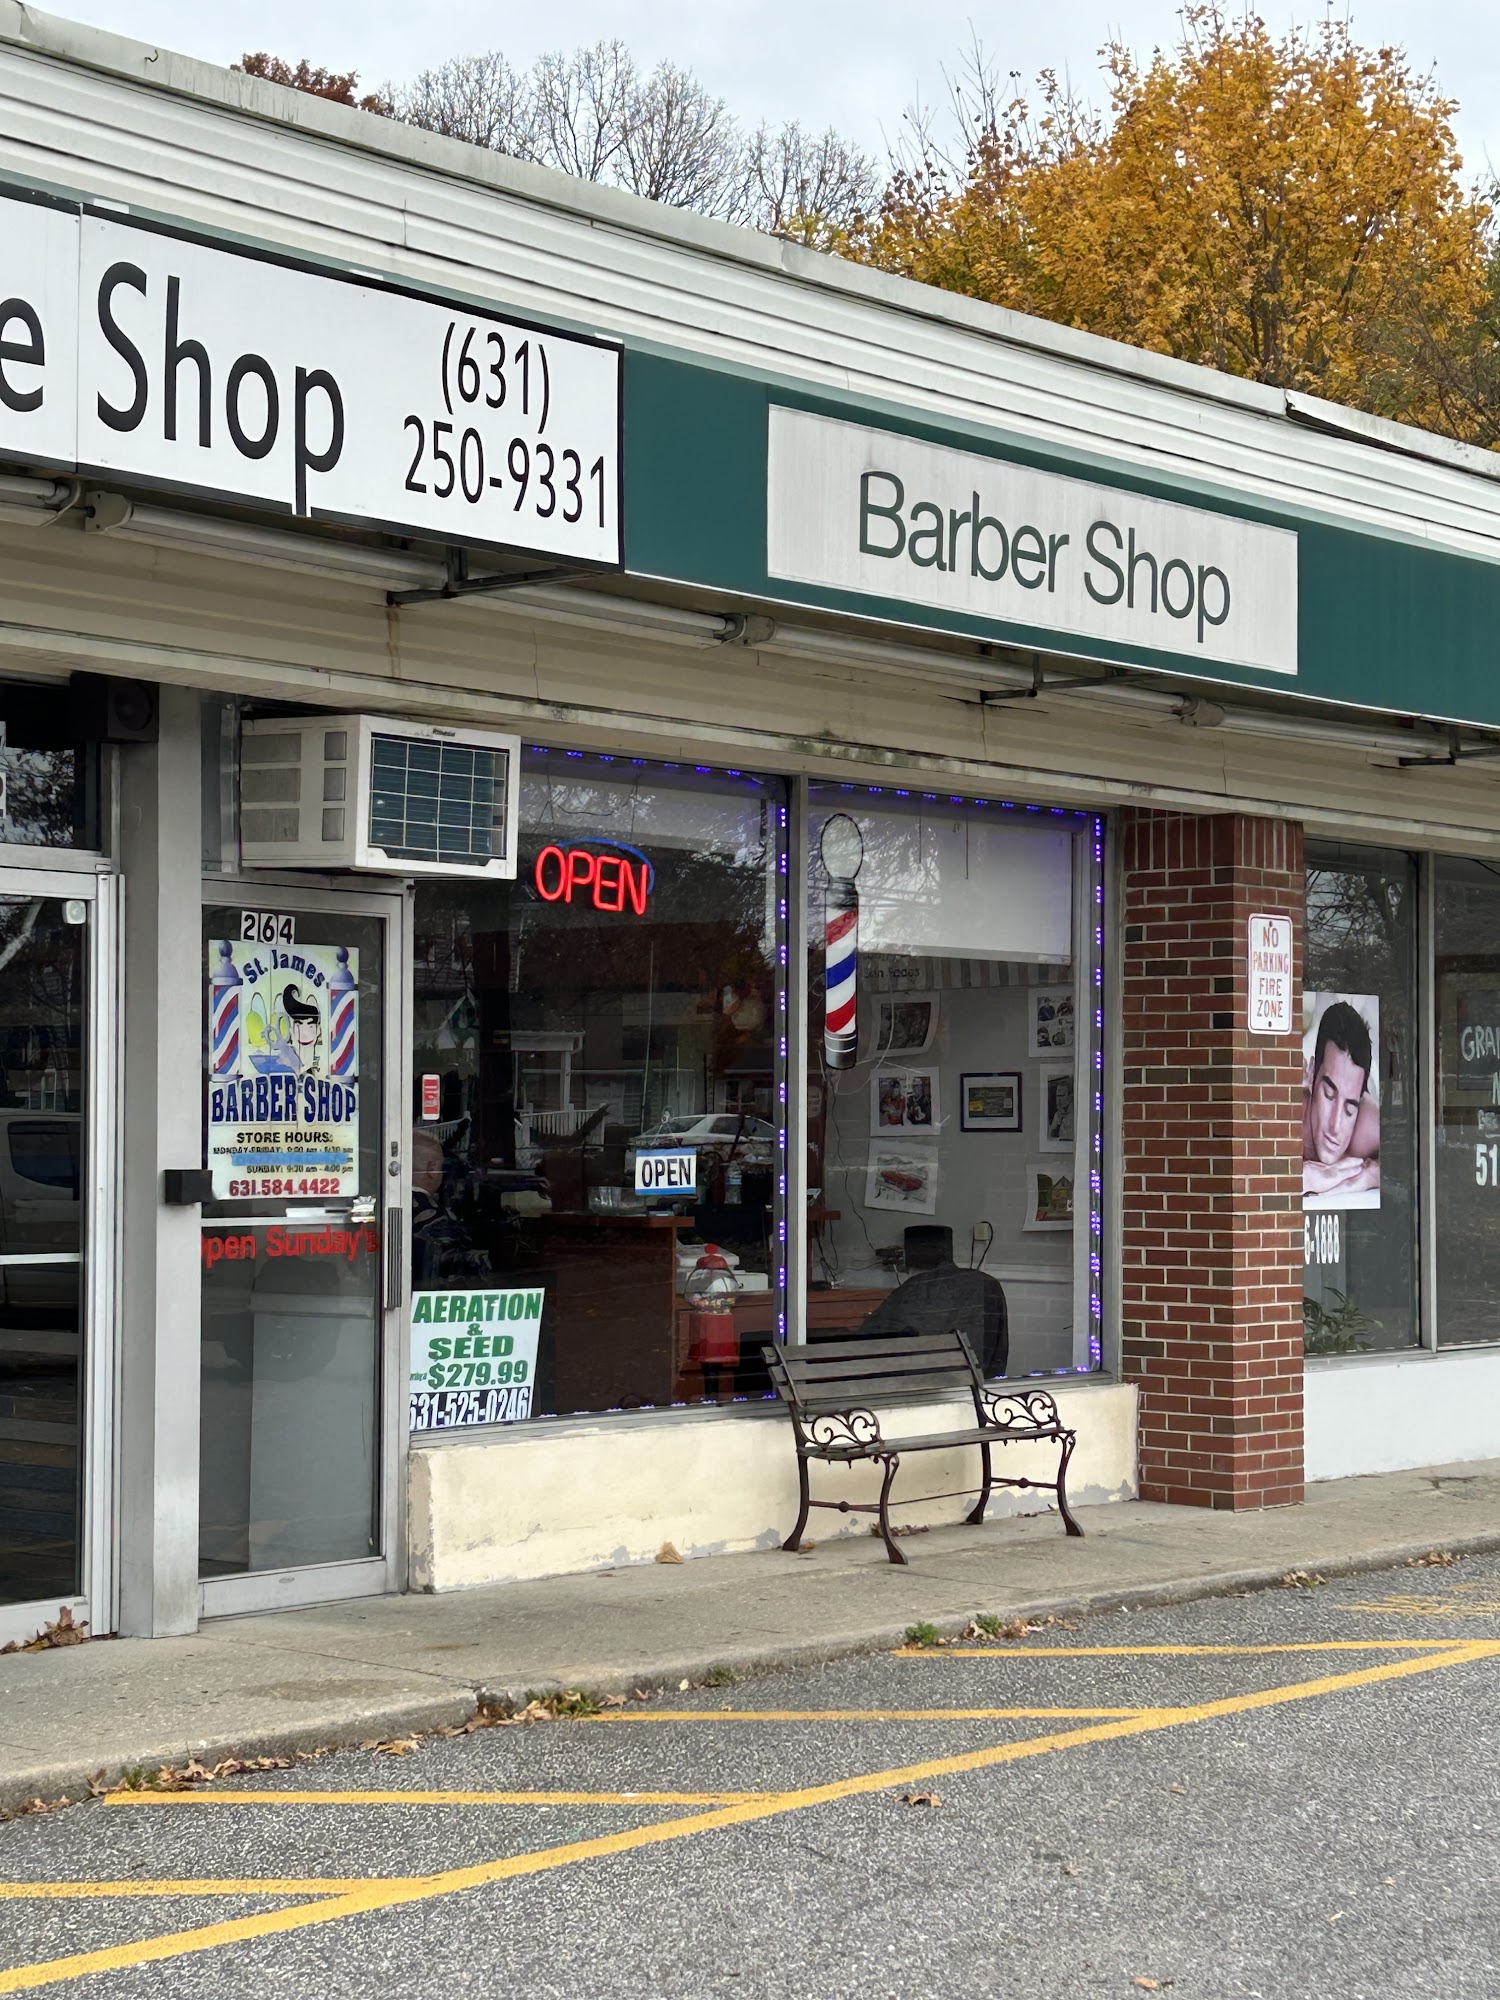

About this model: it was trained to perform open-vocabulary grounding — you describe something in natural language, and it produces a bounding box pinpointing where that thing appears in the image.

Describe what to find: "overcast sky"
[45,1,1500,184]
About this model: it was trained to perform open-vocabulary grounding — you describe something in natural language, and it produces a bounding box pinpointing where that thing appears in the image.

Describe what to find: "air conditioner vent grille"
[368,735,507,869]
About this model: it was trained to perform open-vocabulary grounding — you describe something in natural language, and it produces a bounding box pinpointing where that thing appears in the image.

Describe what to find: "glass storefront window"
[0,683,97,850]
[1302,843,1419,1355]
[411,752,786,1421]
[806,784,1102,1378]
[1435,857,1500,1347]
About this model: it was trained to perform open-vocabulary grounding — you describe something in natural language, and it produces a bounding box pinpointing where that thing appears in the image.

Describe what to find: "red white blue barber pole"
[327,944,358,1080]
[820,813,864,1071]
[209,939,242,1078]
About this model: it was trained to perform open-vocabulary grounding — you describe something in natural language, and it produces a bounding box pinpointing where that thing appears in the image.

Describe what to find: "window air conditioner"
[239,715,520,878]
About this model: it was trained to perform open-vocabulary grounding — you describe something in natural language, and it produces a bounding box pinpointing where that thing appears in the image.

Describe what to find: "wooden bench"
[762,1329,1083,1565]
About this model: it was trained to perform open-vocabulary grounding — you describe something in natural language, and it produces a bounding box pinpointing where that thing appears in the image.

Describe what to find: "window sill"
[408,1370,1121,1450]
[1305,1341,1500,1371]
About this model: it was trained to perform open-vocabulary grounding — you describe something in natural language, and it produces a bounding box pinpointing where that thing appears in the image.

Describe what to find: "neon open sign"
[533,841,654,915]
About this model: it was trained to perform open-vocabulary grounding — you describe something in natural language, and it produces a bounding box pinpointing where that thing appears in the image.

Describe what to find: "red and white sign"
[533,843,652,915]
[421,1073,441,1120]
[1247,914,1294,1036]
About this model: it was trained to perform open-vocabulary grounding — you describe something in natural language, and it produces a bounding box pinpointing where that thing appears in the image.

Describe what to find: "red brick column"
[1119,810,1305,1509]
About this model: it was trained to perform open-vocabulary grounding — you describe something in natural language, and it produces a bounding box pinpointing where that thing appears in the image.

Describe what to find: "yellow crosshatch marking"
[0,1639,1493,1994]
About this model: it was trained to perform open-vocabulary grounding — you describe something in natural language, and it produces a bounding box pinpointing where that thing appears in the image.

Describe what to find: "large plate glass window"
[1301,842,1419,1355]
[409,752,787,1427]
[805,784,1103,1378]
[1435,857,1500,1346]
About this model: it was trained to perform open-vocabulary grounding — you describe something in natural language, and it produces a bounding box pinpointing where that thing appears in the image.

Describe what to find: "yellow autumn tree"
[855,8,1494,435]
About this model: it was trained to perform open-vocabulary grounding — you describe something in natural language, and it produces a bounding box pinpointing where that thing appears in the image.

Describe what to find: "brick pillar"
[1119,810,1305,1509]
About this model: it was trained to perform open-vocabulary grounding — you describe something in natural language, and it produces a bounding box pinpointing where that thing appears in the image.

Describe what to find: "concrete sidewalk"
[3,1459,1499,1815]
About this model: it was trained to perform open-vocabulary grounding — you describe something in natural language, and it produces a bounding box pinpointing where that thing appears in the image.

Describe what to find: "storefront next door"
[0,867,116,1649]
[199,885,406,1617]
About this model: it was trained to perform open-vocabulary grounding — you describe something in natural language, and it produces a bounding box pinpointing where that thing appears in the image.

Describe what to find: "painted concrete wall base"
[407,1380,1138,1591]
[1305,1351,1500,1482]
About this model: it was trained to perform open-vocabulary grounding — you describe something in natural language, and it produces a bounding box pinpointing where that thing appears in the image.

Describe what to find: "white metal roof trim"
[3,24,1500,566]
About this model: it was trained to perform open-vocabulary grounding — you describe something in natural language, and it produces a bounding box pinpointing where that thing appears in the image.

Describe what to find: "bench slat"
[777,1350,975,1384]
[793,1333,971,1363]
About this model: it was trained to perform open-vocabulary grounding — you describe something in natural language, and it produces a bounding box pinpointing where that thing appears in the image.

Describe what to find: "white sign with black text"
[767,408,1299,677]
[1248,914,1294,1036]
[634,1149,697,1195]
[0,193,622,565]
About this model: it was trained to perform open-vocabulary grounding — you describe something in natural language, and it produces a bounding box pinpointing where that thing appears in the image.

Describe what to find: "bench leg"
[782,1453,812,1552]
[1056,1429,1084,1538]
[966,1437,993,1525]
[876,1453,906,1565]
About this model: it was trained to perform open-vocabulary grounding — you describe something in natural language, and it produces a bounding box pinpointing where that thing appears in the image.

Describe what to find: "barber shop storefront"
[8,17,1500,1638]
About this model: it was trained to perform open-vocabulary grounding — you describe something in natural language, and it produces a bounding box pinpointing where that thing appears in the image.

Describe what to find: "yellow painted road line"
[587,1708,1151,1722]
[0,1640,1488,1994]
[103,1790,784,1808]
[896,1640,1500,1657]
[0,1882,369,1901]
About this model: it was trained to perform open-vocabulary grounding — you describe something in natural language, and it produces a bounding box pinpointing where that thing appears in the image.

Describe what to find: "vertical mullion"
[1418,849,1438,1351]
[785,778,809,1345]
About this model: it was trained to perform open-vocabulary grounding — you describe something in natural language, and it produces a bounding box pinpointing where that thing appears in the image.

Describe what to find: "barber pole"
[819,814,864,1071]
[210,939,242,1078]
[327,944,358,1079]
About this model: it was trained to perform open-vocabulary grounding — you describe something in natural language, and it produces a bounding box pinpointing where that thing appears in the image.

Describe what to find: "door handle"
[386,1206,403,1310]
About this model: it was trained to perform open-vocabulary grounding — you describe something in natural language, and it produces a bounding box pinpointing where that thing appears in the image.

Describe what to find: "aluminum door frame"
[0,862,120,1653]
[197,873,411,1621]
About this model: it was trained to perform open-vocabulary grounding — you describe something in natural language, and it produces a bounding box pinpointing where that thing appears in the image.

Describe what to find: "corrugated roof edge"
[5,0,1500,488]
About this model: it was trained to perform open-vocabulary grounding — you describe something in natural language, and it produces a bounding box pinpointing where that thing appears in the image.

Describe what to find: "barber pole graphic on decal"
[819,814,864,1071]
[210,939,242,1077]
[327,945,358,1079]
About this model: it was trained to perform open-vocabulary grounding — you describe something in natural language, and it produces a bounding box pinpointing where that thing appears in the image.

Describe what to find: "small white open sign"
[634,1149,697,1195]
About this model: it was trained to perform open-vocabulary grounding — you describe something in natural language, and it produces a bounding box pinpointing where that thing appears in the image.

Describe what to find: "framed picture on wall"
[1028,985,1075,1056]
[959,1071,1022,1133]
[865,1143,939,1215]
[870,1066,941,1133]
[1022,1161,1074,1231]
[874,995,937,1055]
[1039,1062,1076,1152]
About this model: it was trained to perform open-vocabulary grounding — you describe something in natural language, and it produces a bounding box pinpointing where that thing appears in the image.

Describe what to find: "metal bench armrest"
[800,1406,886,1454]
[980,1387,1066,1436]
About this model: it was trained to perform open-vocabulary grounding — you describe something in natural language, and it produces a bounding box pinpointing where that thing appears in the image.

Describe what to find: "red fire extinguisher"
[684,1243,741,1374]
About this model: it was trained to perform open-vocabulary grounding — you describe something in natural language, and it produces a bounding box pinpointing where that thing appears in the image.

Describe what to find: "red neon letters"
[534,844,650,916]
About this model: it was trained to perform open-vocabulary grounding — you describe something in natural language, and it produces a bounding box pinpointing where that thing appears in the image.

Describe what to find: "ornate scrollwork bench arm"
[978,1388,1084,1537]
[783,1406,903,1562]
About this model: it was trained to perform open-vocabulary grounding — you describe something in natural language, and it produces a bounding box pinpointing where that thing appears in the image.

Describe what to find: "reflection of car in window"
[8,1119,80,1194]
[0,1109,81,1317]
[626,1113,776,1171]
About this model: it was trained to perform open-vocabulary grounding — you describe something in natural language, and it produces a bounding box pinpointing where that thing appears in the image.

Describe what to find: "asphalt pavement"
[3,1549,1500,1996]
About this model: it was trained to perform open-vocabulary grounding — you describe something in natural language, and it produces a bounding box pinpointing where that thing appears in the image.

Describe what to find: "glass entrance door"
[0,887,94,1628]
[199,895,399,1611]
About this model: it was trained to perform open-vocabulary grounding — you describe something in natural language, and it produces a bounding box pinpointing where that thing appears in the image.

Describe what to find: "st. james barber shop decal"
[207,936,360,1199]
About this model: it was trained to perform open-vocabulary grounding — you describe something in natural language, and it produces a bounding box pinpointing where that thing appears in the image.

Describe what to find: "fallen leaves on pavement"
[0,1606,88,1654]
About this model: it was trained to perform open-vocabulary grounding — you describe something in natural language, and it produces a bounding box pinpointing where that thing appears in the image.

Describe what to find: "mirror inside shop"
[411,752,785,1419]
[410,753,1101,1427]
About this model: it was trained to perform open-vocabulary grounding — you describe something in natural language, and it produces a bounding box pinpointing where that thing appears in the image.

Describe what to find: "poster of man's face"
[1302,992,1381,1210]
